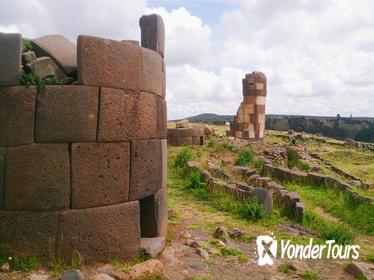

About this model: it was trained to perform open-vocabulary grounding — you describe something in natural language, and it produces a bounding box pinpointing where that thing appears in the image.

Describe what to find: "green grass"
[284,182,374,235]
[286,148,311,172]
[277,263,290,274]
[0,252,39,272]
[235,148,254,166]
[220,247,248,262]
[301,270,319,280]
[174,147,193,168]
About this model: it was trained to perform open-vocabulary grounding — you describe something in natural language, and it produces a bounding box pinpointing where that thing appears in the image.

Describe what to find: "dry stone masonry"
[167,120,205,146]
[0,14,167,263]
[228,71,267,140]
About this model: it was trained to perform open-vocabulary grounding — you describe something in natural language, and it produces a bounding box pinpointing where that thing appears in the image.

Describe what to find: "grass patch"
[220,247,248,262]
[284,182,374,236]
[0,252,39,272]
[287,148,311,172]
[235,148,254,166]
[174,147,192,168]
[240,198,266,220]
[277,263,290,274]
[301,270,319,280]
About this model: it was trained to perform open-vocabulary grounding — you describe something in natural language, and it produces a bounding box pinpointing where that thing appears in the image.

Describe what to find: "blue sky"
[1,0,374,119]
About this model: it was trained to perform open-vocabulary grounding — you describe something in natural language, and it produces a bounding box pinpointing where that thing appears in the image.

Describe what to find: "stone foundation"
[0,14,167,263]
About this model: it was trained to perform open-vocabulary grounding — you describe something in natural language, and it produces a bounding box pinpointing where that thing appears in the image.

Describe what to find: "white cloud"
[218,0,374,117]
[145,7,211,66]
[0,0,146,41]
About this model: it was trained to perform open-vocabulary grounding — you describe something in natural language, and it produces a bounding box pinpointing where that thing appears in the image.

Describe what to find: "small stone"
[140,236,166,257]
[228,228,244,239]
[26,56,65,79]
[196,248,209,260]
[217,240,226,247]
[27,274,49,280]
[90,273,115,280]
[214,226,227,238]
[128,259,165,279]
[188,240,201,249]
[188,260,208,271]
[61,269,84,280]
[110,271,130,280]
[0,263,9,272]
[97,264,114,274]
[183,231,192,239]
[22,51,37,63]
[345,262,374,280]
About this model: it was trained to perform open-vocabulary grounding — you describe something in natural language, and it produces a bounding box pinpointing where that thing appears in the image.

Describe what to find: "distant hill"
[173,113,374,143]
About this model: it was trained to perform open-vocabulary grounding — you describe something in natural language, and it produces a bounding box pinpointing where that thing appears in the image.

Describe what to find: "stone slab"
[0,33,22,86]
[32,35,77,75]
[141,236,165,257]
[78,35,141,90]
[71,142,130,209]
[0,86,37,146]
[0,210,60,260]
[156,97,167,139]
[57,201,140,263]
[141,47,163,96]
[98,88,157,141]
[139,14,165,57]
[5,144,70,211]
[130,139,162,200]
[140,187,167,237]
[26,56,66,79]
[252,188,272,214]
[36,85,98,142]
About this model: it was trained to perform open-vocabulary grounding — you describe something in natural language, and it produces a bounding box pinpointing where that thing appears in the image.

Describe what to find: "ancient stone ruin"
[167,120,205,146]
[228,71,267,140]
[0,14,167,263]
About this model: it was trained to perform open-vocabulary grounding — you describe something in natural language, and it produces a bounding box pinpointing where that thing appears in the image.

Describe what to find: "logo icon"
[256,234,278,266]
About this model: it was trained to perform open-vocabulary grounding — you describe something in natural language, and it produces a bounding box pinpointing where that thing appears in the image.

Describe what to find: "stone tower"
[229,71,267,140]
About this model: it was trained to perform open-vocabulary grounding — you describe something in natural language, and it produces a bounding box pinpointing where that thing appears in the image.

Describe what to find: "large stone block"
[252,188,272,214]
[140,188,168,237]
[141,48,163,96]
[98,88,157,141]
[0,86,37,146]
[57,201,140,263]
[0,210,60,260]
[36,86,99,142]
[78,35,141,90]
[0,33,22,86]
[5,144,70,211]
[32,35,77,75]
[71,142,130,209]
[161,139,167,188]
[130,139,162,200]
[25,56,66,79]
[139,14,165,57]
[156,97,167,139]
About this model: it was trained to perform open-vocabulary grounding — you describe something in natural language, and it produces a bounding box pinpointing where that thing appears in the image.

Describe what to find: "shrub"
[9,256,39,271]
[20,69,44,88]
[22,39,33,52]
[301,270,319,280]
[240,198,266,220]
[207,137,218,147]
[235,148,254,166]
[185,171,209,200]
[174,147,192,168]
[252,159,264,174]
[286,148,311,171]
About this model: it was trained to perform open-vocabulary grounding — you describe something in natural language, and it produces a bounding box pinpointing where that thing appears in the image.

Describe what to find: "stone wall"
[167,128,205,146]
[0,14,167,263]
[228,72,267,140]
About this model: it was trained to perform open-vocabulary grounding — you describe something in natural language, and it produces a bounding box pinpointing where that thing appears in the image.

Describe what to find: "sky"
[1,0,374,119]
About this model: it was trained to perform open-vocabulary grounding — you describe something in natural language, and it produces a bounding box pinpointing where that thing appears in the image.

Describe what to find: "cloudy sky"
[1,0,374,119]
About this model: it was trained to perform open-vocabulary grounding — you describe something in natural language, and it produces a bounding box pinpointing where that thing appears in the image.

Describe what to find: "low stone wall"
[345,139,374,151]
[167,127,205,146]
[0,14,167,263]
[186,162,304,222]
[263,164,374,205]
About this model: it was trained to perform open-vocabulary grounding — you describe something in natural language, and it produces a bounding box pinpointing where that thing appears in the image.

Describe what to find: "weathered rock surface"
[141,236,166,257]
[32,34,77,75]
[61,269,84,280]
[0,33,22,85]
[128,259,165,279]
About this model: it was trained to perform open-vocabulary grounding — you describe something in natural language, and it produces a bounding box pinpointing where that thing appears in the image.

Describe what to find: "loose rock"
[196,248,209,260]
[61,269,84,280]
[228,228,244,239]
[140,236,166,257]
[128,259,165,279]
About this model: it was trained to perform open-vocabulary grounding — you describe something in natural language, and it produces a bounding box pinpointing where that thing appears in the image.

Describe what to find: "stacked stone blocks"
[229,71,267,140]
[0,14,167,263]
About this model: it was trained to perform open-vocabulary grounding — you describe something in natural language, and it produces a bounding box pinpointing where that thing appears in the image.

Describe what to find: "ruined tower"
[0,14,167,263]
[229,71,267,140]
